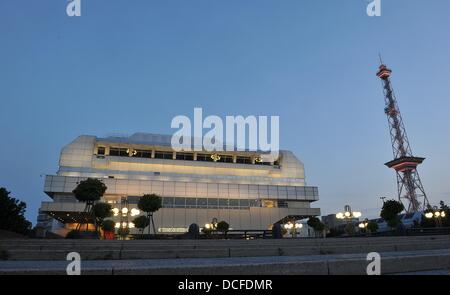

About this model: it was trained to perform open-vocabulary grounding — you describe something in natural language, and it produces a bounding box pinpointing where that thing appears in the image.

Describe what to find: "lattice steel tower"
[376,63,429,213]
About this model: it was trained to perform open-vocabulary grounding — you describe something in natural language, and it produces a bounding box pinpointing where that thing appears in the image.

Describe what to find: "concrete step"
[1,249,450,275]
[1,236,450,261]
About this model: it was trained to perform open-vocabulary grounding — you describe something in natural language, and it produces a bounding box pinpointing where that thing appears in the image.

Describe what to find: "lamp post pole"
[283,220,303,238]
[336,205,362,236]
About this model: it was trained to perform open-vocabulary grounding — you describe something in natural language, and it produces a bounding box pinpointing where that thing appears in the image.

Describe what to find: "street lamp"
[336,205,362,236]
[204,218,218,234]
[283,221,303,238]
[425,208,446,227]
[336,205,362,220]
[359,218,369,229]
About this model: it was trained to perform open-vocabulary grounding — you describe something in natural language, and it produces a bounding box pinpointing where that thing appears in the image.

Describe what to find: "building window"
[239,199,250,208]
[249,199,259,207]
[127,196,140,204]
[176,152,194,161]
[109,147,128,157]
[163,197,174,208]
[186,198,197,208]
[174,197,186,208]
[236,156,252,164]
[277,200,288,208]
[229,199,239,209]
[207,198,218,208]
[255,160,271,166]
[261,200,276,208]
[196,154,214,162]
[133,149,152,158]
[197,198,207,208]
[217,155,233,163]
[97,147,105,155]
[154,151,173,159]
[219,198,229,209]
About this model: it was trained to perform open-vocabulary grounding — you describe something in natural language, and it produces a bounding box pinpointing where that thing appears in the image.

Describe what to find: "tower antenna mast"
[376,62,429,213]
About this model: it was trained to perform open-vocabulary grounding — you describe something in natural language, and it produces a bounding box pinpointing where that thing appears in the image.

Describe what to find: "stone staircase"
[1,235,449,261]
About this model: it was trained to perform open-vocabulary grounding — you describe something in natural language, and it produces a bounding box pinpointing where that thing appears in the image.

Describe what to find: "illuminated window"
[261,200,276,208]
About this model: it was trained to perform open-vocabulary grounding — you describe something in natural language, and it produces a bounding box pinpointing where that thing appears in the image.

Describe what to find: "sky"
[1,0,450,224]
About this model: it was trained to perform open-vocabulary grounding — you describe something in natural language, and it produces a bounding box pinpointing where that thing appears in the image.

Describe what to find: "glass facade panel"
[154,151,173,159]
[109,147,128,157]
[207,198,218,208]
[197,198,207,208]
[174,197,185,208]
[186,197,197,208]
[219,198,229,209]
[163,197,174,208]
[176,153,194,161]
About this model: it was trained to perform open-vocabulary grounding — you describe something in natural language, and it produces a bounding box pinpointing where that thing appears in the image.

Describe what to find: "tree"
[217,221,229,235]
[133,215,150,234]
[93,202,112,228]
[72,178,107,231]
[137,194,162,235]
[367,221,379,234]
[101,220,115,232]
[307,217,325,237]
[380,199,404,229]
[0,187,32,235]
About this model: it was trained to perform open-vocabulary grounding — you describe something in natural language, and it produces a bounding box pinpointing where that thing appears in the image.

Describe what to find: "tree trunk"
[151,213,156,236]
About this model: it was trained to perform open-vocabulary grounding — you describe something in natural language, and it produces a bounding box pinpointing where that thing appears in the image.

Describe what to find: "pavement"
[1,249,450,275]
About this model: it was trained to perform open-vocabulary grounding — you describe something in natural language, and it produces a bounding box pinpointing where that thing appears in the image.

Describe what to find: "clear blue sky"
[1,1,450,223]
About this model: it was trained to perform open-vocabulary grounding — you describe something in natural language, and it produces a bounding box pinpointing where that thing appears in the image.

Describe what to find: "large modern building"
[39,133,320,236]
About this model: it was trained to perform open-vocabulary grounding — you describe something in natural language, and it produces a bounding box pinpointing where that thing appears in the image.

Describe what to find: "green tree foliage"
[72,178,107,232]
[101,220,115,232]
[216,221,229,233]
[0,187,32,235]
[307,217,325,231]
[133,215,150,233]
[138,194,162,234]
[138,194,162,214]
[72,178,107,204]
[93,202,112,225]
[380,199,404,228]
[307,216,325,237]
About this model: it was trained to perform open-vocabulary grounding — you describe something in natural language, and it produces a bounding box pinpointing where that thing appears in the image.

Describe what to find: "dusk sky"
[1,0,450,223]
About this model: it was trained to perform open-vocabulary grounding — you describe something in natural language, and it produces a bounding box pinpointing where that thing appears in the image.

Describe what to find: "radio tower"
[376,61,429,213]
